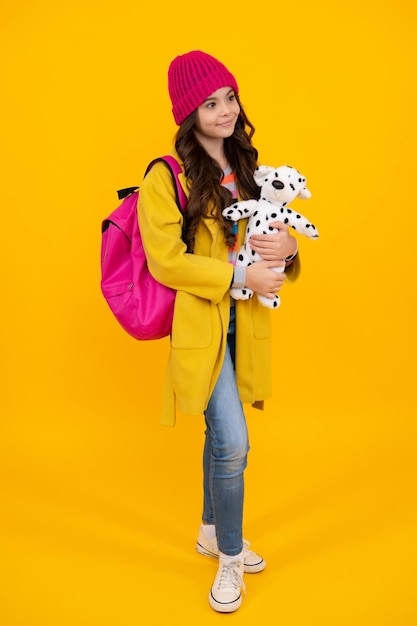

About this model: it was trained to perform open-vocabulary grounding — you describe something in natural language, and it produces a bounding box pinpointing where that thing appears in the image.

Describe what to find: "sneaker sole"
[197,542,266,574]
[208,589,242,613]
[196,542,218,558]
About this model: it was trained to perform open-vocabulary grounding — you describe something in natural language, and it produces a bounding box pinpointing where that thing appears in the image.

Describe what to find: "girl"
[138,50,300,613]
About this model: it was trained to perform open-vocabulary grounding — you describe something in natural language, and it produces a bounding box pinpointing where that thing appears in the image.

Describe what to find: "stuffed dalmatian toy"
[222,165,319,309]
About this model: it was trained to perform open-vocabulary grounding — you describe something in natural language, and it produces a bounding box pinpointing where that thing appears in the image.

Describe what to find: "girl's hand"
[245,260,286,300]
[249,222,297,261]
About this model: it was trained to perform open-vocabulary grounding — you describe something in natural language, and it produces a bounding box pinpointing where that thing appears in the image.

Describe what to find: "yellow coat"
[138,152,300,426]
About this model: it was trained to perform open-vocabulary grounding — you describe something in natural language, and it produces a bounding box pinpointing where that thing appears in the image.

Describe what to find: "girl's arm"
[245,260,287,300]
[248,221,300,280]
[138,162,233,303]
[248,221,297,260]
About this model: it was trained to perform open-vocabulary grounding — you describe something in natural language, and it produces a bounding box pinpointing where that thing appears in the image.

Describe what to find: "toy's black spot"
[238,254,244,261]
[242,289,247,295]
[263,231,268,235]
[256,220,260,227]
[283,202,287,206]
[254,210,258,217]
[273,300,278,308]
[244,208,250,213]
[296,214,301,219]
[290,183,295,191]
[268,226,274,231]
[271,212,277,218]
[280,208,284,213]
[287,208,292,213]
[251,249,256,256]
[284,218,289,224]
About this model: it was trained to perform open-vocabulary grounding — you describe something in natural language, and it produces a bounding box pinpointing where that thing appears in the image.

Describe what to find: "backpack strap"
[144,155,187,212]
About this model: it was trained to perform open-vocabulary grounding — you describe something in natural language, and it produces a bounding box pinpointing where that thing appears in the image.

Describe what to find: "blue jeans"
[202,306,250,556]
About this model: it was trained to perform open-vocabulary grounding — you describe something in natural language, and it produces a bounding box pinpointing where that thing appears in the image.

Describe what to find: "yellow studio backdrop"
[1,1,416,624]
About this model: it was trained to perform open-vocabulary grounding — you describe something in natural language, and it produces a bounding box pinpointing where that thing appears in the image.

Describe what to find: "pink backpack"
[100,156,187,340]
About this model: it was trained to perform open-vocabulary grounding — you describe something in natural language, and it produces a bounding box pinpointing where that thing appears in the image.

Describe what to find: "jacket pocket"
[171,292,212,349]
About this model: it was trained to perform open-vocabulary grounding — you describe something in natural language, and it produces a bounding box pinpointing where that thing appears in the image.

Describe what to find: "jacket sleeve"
[285,254,301,282]
[137,161,233,304]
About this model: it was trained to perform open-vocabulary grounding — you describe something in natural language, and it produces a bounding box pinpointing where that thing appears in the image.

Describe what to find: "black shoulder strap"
[116,156,188,242]
[117,186,138,200]
[117,157,187,213]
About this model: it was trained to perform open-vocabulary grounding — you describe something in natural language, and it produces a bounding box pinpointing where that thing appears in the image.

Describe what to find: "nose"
[272,180,285,190]
[220,102,232,115]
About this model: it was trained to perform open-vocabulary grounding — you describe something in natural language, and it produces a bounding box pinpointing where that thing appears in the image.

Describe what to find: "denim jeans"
[202,306,249,556]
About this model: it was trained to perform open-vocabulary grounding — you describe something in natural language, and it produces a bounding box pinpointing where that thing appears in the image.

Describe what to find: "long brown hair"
[175,96,259,252]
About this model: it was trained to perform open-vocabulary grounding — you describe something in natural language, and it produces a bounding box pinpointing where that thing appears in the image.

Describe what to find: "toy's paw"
[257,293,281,309]
[223,205,244,221]
[285,211,319,239]
[301,222,319,238]
[222,200,256,221]
[230,287,253,301]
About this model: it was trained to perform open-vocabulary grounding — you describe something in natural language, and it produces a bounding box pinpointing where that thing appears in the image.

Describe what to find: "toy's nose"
[272,180,284,190]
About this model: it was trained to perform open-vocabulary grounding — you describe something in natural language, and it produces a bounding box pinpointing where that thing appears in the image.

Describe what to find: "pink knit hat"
[168,50,239,125]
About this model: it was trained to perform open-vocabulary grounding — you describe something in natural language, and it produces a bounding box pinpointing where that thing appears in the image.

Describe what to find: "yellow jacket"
[138,152,300,426]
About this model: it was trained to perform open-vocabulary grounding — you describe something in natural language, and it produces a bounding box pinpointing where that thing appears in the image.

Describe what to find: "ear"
[253,165,274,186]
[298,187,312,199]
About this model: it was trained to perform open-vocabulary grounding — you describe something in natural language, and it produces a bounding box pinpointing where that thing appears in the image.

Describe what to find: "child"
[138,50,300,613]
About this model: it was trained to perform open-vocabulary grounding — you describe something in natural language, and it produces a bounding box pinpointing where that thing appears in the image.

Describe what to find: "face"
[194,86,240,141]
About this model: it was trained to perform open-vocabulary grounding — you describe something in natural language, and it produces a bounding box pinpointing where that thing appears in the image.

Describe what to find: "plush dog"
[222,165,319,308]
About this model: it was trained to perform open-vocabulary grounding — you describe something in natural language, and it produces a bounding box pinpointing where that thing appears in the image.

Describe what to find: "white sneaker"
[209,556,245,613]
[196,527,266,573]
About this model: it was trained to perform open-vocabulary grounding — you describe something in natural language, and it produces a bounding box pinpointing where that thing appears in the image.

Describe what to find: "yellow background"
[1,1,416,624]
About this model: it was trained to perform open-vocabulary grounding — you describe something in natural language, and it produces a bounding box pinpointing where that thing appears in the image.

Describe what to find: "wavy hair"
[175,96,259,252]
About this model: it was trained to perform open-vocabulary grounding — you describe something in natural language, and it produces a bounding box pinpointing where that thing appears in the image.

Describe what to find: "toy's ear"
[298,187,312,199]
[253,165,273,186]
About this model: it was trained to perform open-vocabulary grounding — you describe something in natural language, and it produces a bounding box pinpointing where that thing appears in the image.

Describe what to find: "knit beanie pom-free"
[168,50,239,126]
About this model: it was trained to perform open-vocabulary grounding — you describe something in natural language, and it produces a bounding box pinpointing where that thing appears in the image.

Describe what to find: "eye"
[227,94,236,102]
[206,102,216,109]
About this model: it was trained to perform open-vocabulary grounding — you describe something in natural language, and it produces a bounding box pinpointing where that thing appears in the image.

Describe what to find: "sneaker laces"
[215,560,246,596]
